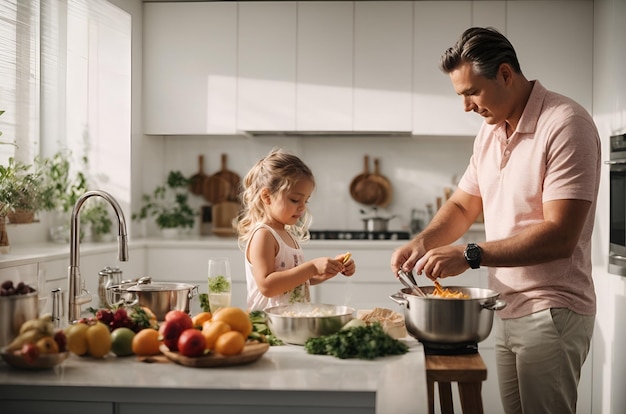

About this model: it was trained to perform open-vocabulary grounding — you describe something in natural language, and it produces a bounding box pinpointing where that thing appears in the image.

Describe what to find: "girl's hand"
[336,252,356,277]
[310,257,344,281]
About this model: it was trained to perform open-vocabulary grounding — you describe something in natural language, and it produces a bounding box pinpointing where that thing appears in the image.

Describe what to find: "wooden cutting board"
[188,155,209,196]
[213,201,240,228]
[158,342,269,368]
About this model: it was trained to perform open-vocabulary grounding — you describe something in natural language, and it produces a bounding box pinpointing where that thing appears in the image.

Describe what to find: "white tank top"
[245,224,310,311]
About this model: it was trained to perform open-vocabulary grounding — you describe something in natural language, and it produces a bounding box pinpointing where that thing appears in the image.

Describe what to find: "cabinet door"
[507,1,593,113]
[237,1,297,132]
[143,3,237,135]
[296,1,353,131]
[145,246,247,310]
[353,1,413,132]
[413,1,482,136]
[472,1,506,31]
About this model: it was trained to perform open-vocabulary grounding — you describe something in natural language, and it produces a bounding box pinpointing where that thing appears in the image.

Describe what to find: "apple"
[21,343,40,364]
[177,328,206,357]
[165,310,193,330]
[159,320,186,351]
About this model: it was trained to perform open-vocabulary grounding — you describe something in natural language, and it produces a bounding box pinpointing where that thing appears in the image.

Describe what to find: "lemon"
[86,322,112,358]
[65,323,89,356]
[110,327,136,357]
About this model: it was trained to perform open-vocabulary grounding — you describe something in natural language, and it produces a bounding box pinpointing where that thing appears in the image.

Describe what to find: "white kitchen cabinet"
[144,243,247,310]
[413,1,482,136]
[143,2,238,135]
[354,1,413,132]
[296,1,353,131]
[506,0,593,113]
[237,1,297,132]
[471,0,506,31]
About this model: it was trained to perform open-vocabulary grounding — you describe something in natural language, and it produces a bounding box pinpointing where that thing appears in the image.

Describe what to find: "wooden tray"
[159,342,269,368]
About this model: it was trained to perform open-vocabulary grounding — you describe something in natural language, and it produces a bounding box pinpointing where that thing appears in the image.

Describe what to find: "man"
[391,27,599,414]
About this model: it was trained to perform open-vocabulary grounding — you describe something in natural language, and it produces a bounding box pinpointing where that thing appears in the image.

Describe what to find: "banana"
[18,314,54,336]
[6,329,47,352]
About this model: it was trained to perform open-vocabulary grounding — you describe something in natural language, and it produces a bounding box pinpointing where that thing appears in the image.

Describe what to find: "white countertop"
[0,236,408,269]
[0,339,428,414]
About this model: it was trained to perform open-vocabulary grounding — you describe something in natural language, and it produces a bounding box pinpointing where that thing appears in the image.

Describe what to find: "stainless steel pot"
[125,282,198,321]
[0,291,39,348]
[389,287,506,344]
[264,303,355,345]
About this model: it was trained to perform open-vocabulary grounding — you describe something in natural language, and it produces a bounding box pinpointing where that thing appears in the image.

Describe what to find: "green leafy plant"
[0,157,45,216]
[132,171,196,230]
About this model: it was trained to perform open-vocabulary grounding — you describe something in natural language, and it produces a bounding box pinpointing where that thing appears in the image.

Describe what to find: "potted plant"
[0,157,46,224]
[39,150,113,242]
[132,171,196,237]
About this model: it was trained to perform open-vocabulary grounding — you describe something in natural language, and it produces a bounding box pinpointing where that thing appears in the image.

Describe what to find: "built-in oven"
[607,133,626,276]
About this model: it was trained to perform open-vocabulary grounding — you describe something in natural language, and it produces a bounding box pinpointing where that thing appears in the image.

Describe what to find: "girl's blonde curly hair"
[237,149,315,249]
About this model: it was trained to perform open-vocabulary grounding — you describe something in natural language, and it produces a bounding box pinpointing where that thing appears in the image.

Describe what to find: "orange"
[212,307,252,338]
[201,320,231,350]
[214,330,245,356]
[132,328,161,356]
[192,311,212,328]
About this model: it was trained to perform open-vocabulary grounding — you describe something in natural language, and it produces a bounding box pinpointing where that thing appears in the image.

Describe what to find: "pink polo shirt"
[458,81,600,319]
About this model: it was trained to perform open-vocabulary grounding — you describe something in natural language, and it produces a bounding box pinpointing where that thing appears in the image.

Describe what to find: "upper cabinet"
[143,2,237,135]
[142,1,593,136]
[353,1,413,132]
[237,1,297,132]
[506,0,593,113]
[296,1,353,131]
[413,1,481,136]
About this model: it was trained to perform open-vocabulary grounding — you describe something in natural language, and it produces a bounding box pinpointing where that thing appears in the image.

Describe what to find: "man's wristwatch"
[464,243,482,269]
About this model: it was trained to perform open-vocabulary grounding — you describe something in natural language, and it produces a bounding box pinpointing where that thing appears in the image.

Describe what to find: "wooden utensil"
[159,342,269,368]
[189,155,209,196]
[213,153,241,202]
[212,201,240,236]
[370,158,393,207]
[350,155,383,206]
[203,173,231,204]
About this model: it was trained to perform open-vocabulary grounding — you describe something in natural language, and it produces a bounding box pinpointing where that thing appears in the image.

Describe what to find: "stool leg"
[438,381,454,414]
[427,380,435,414]
[458,382,484,414]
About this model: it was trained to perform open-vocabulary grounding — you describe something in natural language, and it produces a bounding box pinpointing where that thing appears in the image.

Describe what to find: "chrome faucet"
[68,190,129,323]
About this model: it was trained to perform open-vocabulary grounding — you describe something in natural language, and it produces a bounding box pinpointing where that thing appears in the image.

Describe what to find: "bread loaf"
[357,307,407,339]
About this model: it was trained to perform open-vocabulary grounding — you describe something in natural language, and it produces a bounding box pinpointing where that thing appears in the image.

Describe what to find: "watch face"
[467,247,480,260]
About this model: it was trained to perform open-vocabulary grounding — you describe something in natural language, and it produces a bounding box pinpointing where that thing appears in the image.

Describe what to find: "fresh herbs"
[199,293,211,312]
[248,310,283,346]
[304,323,408,360]
[208,275,231,293]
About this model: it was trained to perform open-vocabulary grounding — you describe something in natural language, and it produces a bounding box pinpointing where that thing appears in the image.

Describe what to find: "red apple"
[177,328,206,357]
[21,343,40,364]
[159,319,186,351]
[164,310,193,330]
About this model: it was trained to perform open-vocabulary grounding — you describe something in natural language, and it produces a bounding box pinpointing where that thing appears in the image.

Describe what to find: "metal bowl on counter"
[0,290,39,348]
[389,287,506,344]
[108,278,198,321]
[264,303,355,345]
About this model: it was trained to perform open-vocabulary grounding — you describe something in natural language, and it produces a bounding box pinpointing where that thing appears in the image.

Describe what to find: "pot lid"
[127,282,195,292]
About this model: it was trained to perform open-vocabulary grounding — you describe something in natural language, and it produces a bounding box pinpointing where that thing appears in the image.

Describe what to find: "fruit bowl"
[0,348,69,370]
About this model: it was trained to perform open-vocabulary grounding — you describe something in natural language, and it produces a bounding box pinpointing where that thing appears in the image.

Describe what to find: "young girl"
[237,149,356,311]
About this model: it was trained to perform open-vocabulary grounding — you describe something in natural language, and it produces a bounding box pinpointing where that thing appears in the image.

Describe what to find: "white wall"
[592,1,626,413]
[147,134,473,235]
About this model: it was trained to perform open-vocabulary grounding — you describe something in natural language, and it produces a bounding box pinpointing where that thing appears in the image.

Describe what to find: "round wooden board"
[159,342,270,368]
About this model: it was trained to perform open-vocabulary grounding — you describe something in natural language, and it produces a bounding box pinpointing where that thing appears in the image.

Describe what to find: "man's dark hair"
[439,27,522,79]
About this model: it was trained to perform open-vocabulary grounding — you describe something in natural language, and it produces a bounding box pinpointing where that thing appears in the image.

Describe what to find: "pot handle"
[483,299,507,311]
[189,284,199,300]
[389,292,410,309]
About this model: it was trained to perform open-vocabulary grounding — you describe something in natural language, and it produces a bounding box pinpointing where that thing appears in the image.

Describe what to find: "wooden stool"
[425,352,487,414]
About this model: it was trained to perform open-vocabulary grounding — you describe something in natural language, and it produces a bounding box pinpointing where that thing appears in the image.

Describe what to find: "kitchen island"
[0,339,428,414]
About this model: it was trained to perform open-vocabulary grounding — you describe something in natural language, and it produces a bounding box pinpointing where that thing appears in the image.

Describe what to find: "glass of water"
[207,257,232,313]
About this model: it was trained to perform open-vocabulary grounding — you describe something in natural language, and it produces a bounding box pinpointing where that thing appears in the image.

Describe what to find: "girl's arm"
[247,229,352,296]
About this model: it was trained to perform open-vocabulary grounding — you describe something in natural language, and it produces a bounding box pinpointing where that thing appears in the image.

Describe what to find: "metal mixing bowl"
[126,282,198,321]
[264,303,355,345]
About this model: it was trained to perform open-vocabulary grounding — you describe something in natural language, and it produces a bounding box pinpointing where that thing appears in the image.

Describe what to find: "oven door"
[608,159,626,275]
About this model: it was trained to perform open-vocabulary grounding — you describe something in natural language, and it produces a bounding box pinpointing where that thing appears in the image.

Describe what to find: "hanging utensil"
[188,155,209,196]
[369,158,393,208]
[397,270,426,297]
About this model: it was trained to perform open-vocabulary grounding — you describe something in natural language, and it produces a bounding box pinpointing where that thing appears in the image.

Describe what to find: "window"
[0,0,131,211]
